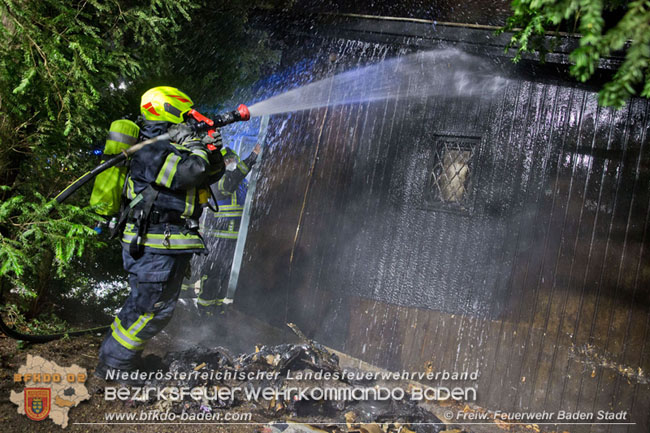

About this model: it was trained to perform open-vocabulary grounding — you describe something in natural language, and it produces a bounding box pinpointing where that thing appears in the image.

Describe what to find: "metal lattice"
[427,136,478,211]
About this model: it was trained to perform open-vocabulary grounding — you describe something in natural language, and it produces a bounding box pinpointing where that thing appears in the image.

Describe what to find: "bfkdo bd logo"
[24,388,51,421]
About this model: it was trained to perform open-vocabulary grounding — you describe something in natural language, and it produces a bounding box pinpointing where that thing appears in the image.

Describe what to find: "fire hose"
[0,105,250,343]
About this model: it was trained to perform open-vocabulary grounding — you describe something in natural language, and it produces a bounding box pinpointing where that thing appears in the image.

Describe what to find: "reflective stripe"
[237,160,250,175]
[126,176,136,200]
[155,153,181,188]
[103,119,140,155]
[115,317,145,342]
[217,193,243,215]
[183,187,196,217]
[217,176,228,195]
[111,314,154,351]
[111,325,142,350]
[203,220,237,238]
[203,229,238,239]
[191,148,209,163]
[111,318,145,351]
[127,312,154,336]
[215,212,243,218]
[218,197,242,210]
[108,131,138,146]
[215,232,238,239]
[197,297,223,307]
[172,144,191,152]
[122,228,204,249]
[216,194,241,211]
[183,275,206,292]
[121,234,205,249]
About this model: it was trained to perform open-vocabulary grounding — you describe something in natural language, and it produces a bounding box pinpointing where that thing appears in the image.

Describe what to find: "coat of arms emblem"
[24,388,50,421]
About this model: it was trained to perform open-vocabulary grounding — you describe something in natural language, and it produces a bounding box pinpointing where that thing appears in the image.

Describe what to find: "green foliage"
[0,1,199,313]
[501,0,650,108]
[3,303,69,335]
[0,0,286,322]
[0,0,197,154]
[0,190,103,296]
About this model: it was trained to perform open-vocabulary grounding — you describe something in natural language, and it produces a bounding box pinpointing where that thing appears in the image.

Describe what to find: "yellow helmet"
[140,86,194,123]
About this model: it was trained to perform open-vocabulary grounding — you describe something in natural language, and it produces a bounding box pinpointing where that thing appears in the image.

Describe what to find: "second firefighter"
[183,143,261,314]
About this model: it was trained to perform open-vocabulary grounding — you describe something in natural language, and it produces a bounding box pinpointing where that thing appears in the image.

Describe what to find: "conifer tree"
[502,0,650,107]
[0,0,282,318]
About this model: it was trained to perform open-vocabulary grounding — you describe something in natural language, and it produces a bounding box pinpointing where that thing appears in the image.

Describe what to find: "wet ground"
[0,304,539,433]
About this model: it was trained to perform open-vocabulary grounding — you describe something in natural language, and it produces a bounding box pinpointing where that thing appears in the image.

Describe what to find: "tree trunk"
[27,248,54,318]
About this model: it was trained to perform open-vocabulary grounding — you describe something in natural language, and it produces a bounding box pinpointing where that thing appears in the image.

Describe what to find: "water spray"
[246,49,509,118]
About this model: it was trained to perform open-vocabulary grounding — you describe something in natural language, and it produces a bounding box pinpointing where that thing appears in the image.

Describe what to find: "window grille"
[426,135,479,213]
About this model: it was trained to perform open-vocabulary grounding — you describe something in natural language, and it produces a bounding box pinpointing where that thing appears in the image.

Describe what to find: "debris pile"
[136,340,449,432]
[570,344,648,384]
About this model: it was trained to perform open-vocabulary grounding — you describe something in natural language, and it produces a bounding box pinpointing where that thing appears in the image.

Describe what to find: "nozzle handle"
[183,106,250,151]
[213,104,250,127]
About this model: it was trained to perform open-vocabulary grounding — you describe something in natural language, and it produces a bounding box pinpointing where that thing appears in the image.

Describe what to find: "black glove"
[201,133,221,147]
[205,143,225,174]
[183,132,225,178]
[184,137,207,151]
[167,123,194,144]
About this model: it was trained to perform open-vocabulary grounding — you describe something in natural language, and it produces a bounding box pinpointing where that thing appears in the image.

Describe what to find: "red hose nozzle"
[237,104,250,121]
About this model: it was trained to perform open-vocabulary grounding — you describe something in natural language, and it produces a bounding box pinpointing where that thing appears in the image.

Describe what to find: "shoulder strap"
[128,184,160,258]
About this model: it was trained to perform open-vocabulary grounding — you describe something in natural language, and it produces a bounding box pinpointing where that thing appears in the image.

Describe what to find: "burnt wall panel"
[235,23,650,432]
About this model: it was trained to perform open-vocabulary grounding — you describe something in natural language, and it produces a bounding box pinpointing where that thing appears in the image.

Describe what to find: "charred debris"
[106,325,453,433]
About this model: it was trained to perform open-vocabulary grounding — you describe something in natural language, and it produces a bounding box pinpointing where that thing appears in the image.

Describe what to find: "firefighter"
[95,86,225,378]
[182,144,260,315]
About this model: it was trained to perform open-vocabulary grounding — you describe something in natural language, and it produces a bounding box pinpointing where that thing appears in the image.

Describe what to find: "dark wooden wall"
[234,22,650,433]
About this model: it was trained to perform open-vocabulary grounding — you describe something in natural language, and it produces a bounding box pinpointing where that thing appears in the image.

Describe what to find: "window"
[425,135,480,213]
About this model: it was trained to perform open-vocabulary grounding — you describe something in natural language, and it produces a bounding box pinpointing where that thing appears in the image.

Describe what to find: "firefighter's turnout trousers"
[99,249,191,370]
[193,222,239,309]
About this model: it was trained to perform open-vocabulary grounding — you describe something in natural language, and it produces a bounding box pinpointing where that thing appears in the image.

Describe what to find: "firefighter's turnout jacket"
[207,150,256,239]
[99,121,225,371]
[120,122,225,254]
